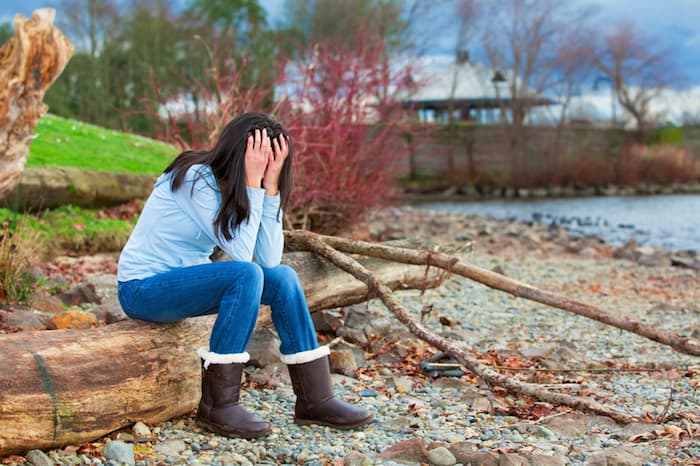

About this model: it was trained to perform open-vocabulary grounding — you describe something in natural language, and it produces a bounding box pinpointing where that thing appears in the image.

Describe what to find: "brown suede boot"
[195,349,271,438]
[284,347,373,429]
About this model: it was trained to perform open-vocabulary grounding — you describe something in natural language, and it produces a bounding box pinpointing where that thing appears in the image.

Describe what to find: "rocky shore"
[3,206,699,466]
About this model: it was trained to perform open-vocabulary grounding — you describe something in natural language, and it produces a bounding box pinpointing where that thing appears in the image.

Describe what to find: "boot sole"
[196,417,271,439]
[294,413,374,430]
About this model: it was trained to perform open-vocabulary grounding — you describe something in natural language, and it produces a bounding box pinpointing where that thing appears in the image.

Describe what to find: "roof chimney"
[456,49,469,64]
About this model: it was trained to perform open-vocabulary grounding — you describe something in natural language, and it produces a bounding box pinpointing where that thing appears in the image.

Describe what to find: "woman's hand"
[245,128,272,189]
[262,134,289,196]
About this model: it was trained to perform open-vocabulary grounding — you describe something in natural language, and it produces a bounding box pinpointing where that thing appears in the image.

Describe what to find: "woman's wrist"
[246,176,262,189]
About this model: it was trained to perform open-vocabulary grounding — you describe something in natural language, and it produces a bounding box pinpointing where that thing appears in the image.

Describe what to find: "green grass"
[27,114,178,174]
[0,206,135,254]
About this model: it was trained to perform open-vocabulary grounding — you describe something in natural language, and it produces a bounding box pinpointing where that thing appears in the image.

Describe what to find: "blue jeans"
[117,262,319,356]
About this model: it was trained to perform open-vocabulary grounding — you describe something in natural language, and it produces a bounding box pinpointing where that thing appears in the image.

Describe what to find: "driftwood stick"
[285,231,700,357]
[287,230,638,424]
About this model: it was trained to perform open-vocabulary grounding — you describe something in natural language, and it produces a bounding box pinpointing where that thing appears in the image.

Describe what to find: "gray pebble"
[25,450,53,466]
[102,441,135,466]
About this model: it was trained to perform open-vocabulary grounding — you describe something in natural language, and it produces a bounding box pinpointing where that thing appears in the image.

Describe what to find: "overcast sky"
[1,0,699,85]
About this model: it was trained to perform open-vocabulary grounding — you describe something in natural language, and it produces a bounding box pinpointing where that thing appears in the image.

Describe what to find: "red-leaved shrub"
[145,32,417,233]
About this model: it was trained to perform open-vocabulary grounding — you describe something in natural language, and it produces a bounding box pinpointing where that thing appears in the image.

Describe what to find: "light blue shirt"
[117,164,283,281]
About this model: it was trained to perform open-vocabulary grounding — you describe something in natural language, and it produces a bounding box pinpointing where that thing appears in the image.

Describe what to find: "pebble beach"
[6,206,700,466]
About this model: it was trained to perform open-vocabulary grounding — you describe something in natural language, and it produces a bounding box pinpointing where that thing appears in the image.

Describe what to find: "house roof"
[403,60,554,108]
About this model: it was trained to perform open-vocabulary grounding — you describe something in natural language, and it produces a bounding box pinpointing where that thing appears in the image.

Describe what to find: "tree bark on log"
[0,251,443,456]
[287,230,638,424]
[285,231,700,356]
[0,9,73,199]
[0,167,157,211]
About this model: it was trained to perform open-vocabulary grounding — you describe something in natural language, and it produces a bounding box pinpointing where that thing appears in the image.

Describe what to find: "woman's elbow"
[256,253,282,268]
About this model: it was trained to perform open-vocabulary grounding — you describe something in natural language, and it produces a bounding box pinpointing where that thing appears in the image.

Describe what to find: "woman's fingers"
[272,137,281,161]
[280,134,288,156]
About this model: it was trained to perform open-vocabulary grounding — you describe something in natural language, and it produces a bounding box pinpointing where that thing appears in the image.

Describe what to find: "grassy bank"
[27,114,178,174]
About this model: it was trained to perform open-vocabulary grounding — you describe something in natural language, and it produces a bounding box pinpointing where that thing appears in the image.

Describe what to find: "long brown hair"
[163,113,293,241]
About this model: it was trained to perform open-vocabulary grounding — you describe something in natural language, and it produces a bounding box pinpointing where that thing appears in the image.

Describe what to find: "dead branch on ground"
[286,231,700,357]
[288,230,638,423]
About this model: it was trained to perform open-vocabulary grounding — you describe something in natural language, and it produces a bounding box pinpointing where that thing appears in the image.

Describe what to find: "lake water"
[421,194,700,252]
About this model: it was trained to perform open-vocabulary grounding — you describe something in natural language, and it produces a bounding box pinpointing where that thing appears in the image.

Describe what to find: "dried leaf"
[628,431,657,443]
[663,424,684,440]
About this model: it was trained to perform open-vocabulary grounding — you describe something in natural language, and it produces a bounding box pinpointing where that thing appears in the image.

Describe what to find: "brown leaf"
[663,424,684,440]
[628,431,657,442]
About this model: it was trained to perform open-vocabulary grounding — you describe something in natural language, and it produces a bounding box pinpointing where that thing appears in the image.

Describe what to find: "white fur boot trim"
[280,345,330,365]
[197,347,250,369]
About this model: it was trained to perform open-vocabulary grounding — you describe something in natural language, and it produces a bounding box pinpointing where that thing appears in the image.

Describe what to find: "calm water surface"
[421,194,700,252]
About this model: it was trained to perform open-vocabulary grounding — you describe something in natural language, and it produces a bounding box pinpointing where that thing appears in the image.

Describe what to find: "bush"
[40,205,135,254]
[146,29,417,234]
[648,126,685,147]
[0,216,44,304]
[0,206,136,258]
[616,143,698,185]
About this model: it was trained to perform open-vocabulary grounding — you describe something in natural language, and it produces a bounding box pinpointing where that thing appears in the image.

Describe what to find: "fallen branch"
[285,231,700,357]
[287,230,638,424]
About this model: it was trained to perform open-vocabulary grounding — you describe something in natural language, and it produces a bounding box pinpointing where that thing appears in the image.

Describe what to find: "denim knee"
[232,262,264,296]
[266,264,300,295]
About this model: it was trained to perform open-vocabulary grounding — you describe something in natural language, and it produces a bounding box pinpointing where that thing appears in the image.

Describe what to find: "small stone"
[92,296,127,323]
[336,327,368,346]
[517,343,556,359]
[392,376,413,394]
[228,453,253,466]
[49,309,98,330]
[448,443,498,466]
[58,281,102,306]
[154,439,187,456]
[246,328,281,368]
[527,453,565,465]
[311,309,343,333]
[359,388,378,397]
[426,446,457,465]
[102,440,135,466]
[377,438,428,464]
[297,449,316,463]
[29,290,65,313]
[25,449,54,466]
[532,425,557,440]
[343,450,371,466]
[330,349,358,377]
[132,421,151,437]
[115,432,134,442]
[1,308,52,330]
[587,446,649,466]
[545,413,614,438]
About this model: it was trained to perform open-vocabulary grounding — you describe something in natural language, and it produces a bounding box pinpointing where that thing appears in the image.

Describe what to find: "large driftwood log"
[0,167,157,211]
[0,9,73,199]
[0,251,443,456]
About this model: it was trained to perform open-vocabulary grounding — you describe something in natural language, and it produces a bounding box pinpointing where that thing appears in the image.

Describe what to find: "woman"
[117,112,372,438]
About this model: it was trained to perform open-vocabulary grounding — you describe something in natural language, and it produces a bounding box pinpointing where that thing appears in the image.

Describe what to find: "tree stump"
[0,8,73,199]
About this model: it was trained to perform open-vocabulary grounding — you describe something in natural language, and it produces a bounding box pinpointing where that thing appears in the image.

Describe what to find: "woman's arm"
[172,166,265,262]
[254,194,284,267]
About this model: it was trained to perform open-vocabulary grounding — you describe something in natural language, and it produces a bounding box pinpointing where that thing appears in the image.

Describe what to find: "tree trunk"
[0,251,443,456]
[0,167,157,211]
[0,9,73,199]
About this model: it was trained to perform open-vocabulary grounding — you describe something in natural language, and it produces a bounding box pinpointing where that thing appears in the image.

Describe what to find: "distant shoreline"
[399,180,700,204]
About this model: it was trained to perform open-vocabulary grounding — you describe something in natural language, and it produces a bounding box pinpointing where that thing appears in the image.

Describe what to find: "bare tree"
[478,0,594,186]
[592,22,682,134]
[444,0,481,175]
